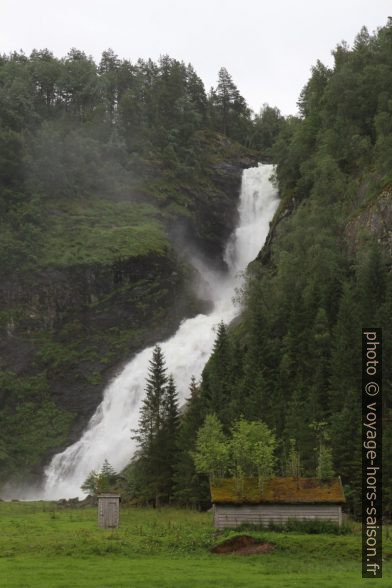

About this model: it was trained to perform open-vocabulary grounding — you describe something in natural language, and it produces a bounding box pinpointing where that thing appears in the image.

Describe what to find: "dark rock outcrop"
[346,187,392,258]
[0,150,254,483]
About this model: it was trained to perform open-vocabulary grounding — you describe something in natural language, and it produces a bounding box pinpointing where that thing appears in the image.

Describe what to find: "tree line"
[2,20,391,515]
[82,21,392,517]
[83,335,335,507]
[183,22,392,517]
[0,48,282,273]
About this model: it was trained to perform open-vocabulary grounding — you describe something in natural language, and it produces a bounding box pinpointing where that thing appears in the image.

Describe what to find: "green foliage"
[249,104,285,153]
[132,346,180,506]
[0,502,389,587]
[0,371,74,482]
[229,419,276,493]
[134,345,168,449]
[81,470,99,495]
[160,375,180,498]
[265,518,353,535]
[286,439,301,478]
[191,415,276,496]
[0,50,259,488]
[0,50,255,275]
[81,460,119,495]
[172,377,210,508]
[201,321,241,426]
[180,19,392,517]
[317,445,335,481]
[38,198,169,267]
[208,67,251,142]
[192,414,230,483]
[1,22,392,521]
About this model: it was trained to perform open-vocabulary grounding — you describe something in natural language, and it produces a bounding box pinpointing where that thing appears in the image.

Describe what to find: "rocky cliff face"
[0,253,199,411]
[255,183,392,271]
[0,150,254,485]
[346,187,392,258]
[166,147,258,268]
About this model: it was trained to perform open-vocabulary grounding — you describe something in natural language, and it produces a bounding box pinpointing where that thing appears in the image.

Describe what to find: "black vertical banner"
[362,329,382,579]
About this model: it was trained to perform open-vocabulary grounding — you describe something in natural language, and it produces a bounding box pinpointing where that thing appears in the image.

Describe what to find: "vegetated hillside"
[0,51,266,487]
[172,22,392,517]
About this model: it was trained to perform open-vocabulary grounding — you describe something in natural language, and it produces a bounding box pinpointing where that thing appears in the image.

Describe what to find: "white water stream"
[39,163,278,499]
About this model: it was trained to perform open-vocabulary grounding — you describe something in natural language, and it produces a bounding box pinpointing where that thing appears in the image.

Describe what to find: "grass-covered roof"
[210,477,345,505]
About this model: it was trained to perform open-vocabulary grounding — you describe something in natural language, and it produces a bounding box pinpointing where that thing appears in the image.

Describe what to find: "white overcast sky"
[1,0,390,115]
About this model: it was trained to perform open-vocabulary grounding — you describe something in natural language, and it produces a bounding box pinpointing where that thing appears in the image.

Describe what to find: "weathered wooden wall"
[213,503,342,529]
[98,495,120,529]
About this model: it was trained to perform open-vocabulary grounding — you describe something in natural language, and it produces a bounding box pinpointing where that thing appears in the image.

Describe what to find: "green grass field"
[0,502,390,588]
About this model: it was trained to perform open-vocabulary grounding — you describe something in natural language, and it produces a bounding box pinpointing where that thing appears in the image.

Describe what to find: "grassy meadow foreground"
[0,502,391,587]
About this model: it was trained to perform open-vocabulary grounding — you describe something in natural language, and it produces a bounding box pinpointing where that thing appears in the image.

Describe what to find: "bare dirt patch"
[211,535,275,555]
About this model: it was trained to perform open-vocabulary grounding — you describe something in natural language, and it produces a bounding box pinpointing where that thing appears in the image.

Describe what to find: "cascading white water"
[39,163,278,499]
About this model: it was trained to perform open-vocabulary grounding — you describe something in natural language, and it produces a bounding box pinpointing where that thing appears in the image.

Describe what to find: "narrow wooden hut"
[211,477,345,529]
[98,493,120,528]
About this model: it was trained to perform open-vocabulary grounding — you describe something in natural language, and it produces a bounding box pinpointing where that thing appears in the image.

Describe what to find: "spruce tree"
[377,272,392,518]
[132,344,168,506]
[356,243,386,327]
[173,376,210,508]
[209,67,250,140]
[98,459,118,492]
[160,374,180,501]
[133,344,168,450]
[202,321,233,425]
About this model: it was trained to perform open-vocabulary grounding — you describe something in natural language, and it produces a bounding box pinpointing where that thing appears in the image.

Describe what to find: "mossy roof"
[210,477,346,505]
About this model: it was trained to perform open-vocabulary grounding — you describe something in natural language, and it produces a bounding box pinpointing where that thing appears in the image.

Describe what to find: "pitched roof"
[210,477,346,505]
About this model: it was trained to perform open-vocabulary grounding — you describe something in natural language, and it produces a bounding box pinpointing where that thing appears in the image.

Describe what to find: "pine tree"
[215,67,237,136]
[185,64,207,122]
[250,104,284,151]
[308,307,331,418]
[202,321,233,425]
[132,344,168,507]
[209,67,250,140]
[98,459,118,492]
[160,374,180,501]
[377,272,392,518]
[81,459,118,495]
[356,243,386,327]
[173,376,210,508]
[133,345,168,450]
[329,282,360,414]
[98,48,121,119]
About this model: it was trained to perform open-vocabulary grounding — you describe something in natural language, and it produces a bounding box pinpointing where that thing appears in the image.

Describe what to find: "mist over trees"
[0,50,259,274]
[1,19,392,519]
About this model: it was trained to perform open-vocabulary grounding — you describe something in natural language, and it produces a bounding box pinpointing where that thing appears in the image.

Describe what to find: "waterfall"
[40,163,278,499]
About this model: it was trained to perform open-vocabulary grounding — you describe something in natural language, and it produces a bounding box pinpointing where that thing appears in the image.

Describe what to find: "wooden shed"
[98,493,120,529]
[211,477,345,529]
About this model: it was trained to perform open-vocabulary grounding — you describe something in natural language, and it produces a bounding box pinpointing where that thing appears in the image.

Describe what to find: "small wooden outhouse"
[211,477,346,529]
[98,493,120,529]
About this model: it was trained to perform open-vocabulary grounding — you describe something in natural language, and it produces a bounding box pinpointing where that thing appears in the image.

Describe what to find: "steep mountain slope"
[174,22,392,517]
[0,51,258,486]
